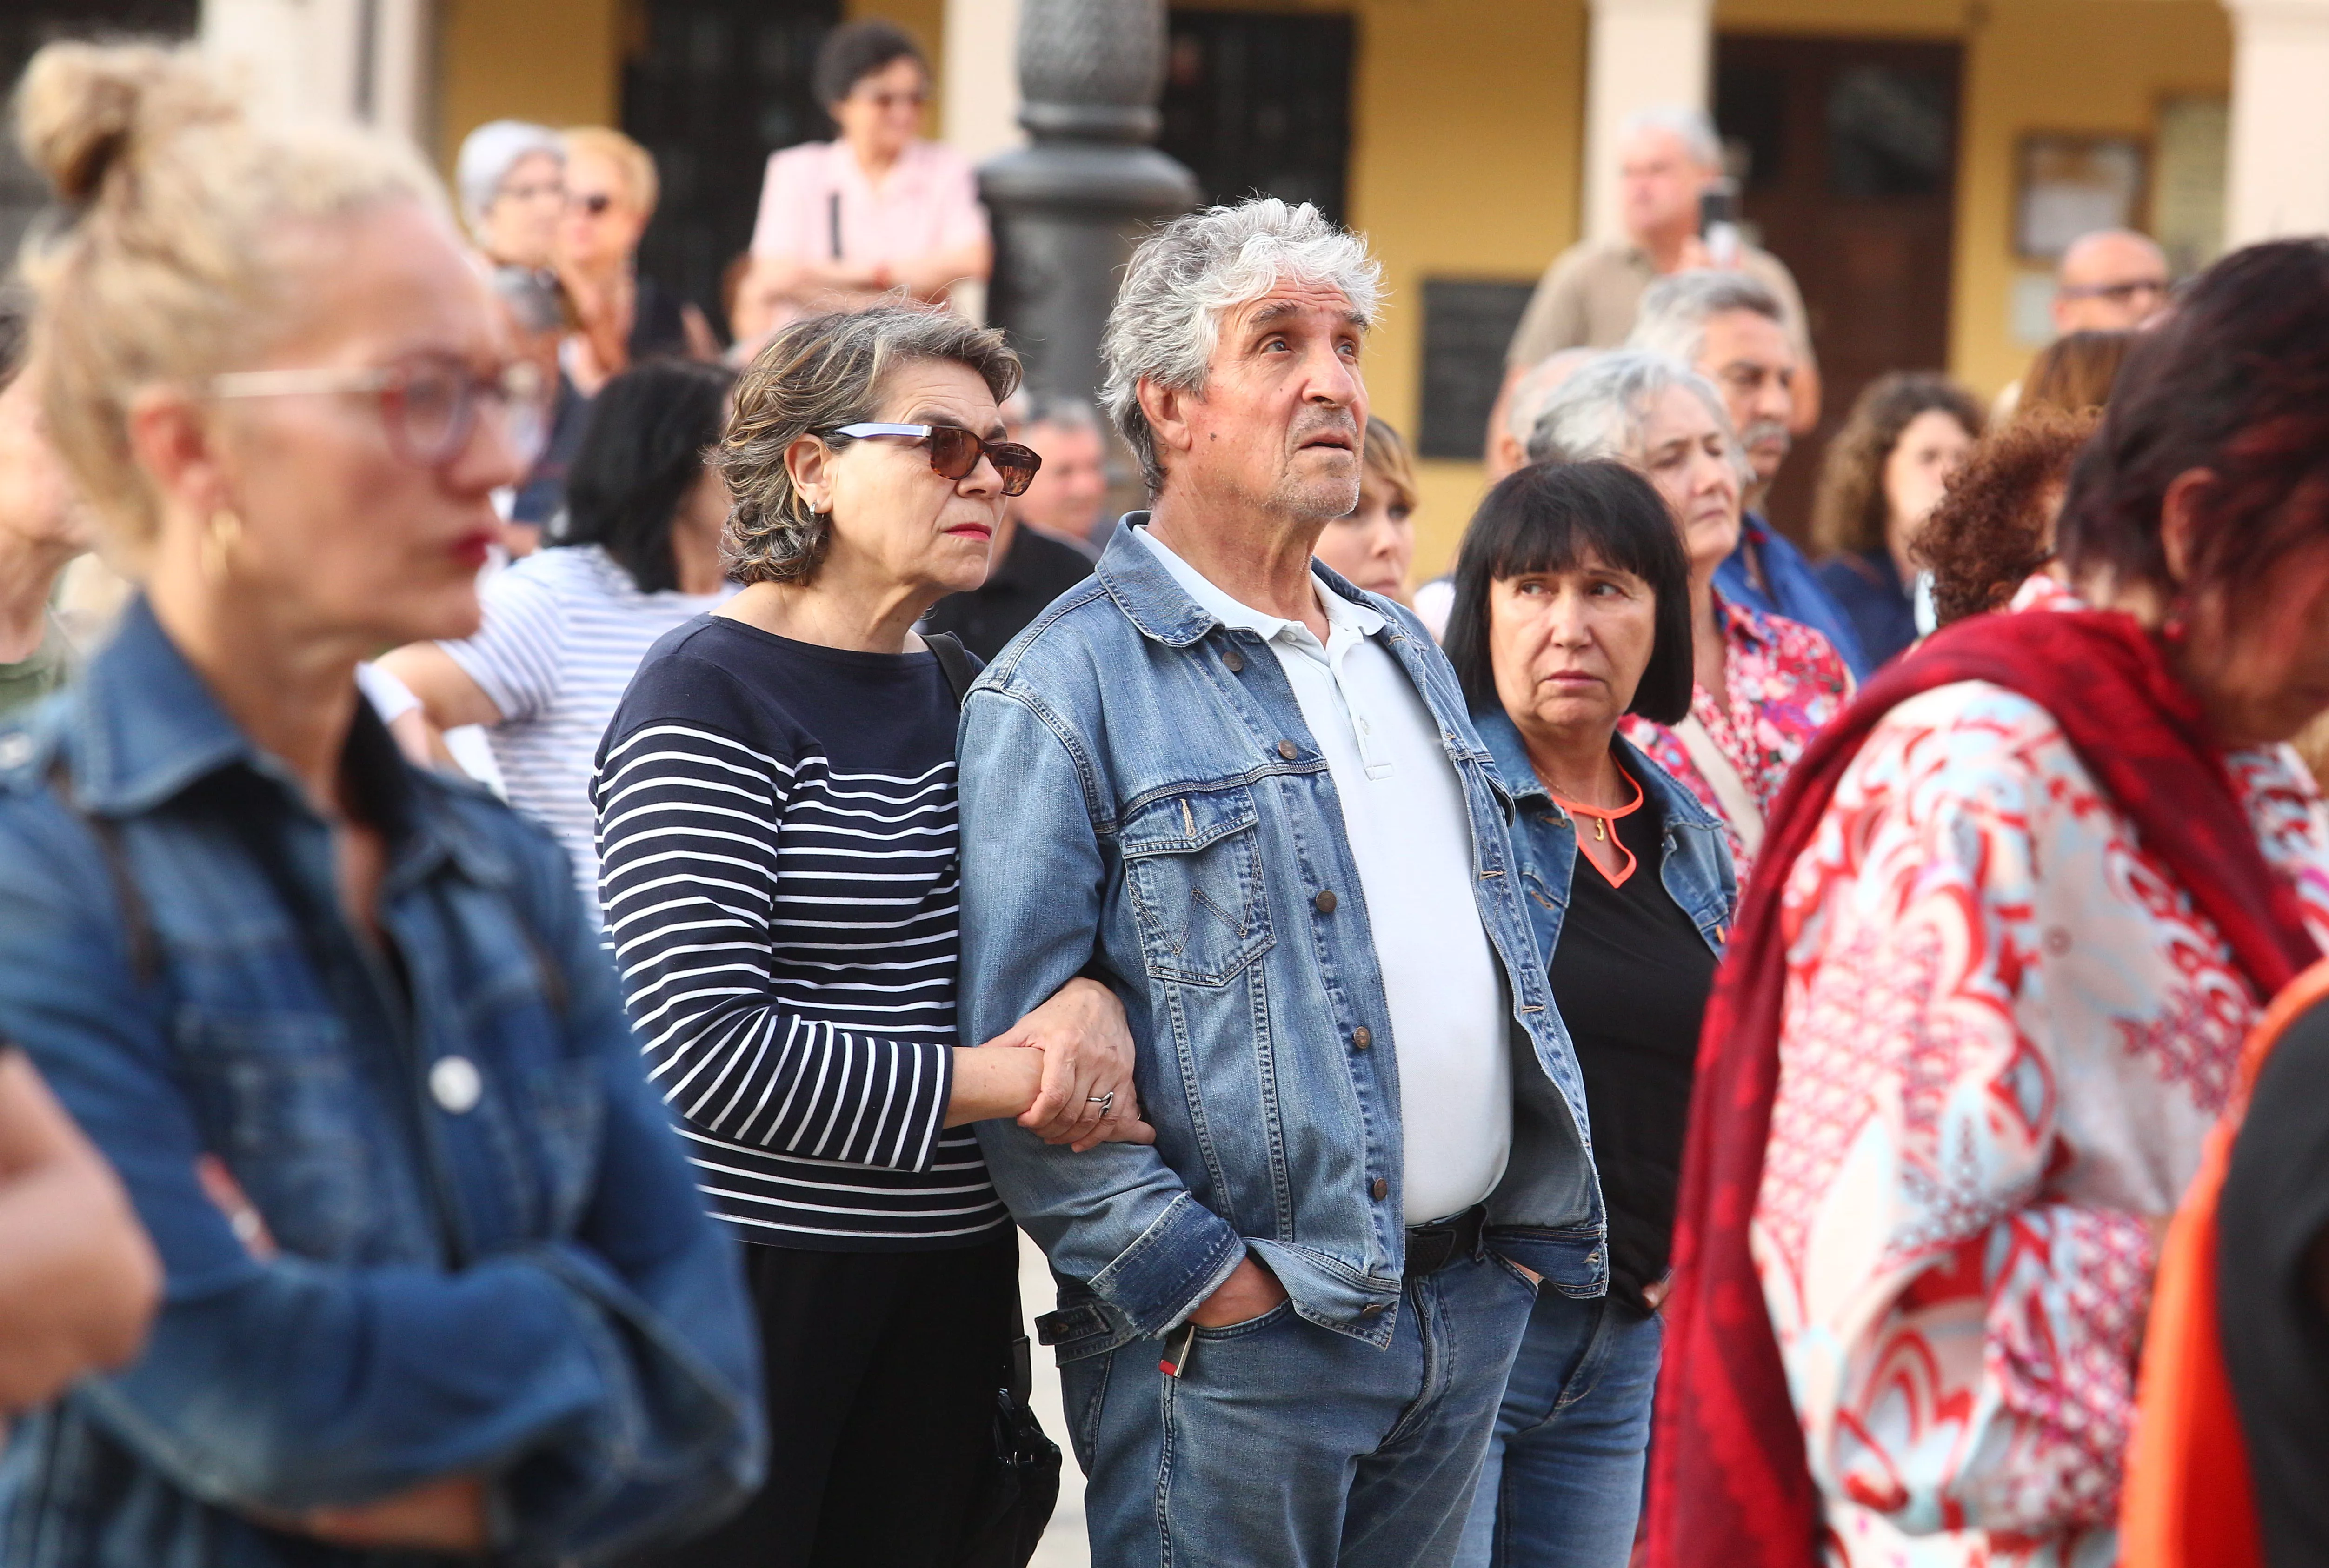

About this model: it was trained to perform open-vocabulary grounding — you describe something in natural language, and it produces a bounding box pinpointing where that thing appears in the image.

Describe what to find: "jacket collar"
[68,596,265,817]
[1093,512,1400,649]
[1472,702,1725,837]
[64,597,512,890]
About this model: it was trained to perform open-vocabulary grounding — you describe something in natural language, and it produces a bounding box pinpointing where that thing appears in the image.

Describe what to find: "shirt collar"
[1131,521,1387,645]
[1473,704,1549,807]
[1713,585,1773,651]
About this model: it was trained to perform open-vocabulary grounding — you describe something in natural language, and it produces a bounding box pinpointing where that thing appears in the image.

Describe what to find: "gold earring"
[200,508,241,584]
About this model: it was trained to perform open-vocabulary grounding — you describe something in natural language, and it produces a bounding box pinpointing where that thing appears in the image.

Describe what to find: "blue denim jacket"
[1716,512,1873,680]
[957,521,1606,1363]
[0,601,762,1567]
[1472,707,1737,974]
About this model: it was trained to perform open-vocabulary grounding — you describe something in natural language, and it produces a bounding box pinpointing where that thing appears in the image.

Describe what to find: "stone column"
[1581,0,1714,244]
[977,0,1199,403]
[200,0,432,145]
[2223,0,2329,242]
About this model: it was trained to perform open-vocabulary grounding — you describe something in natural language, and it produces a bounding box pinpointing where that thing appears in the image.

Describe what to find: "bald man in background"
[1996,230,2171,419]
[2052,229,2172,332]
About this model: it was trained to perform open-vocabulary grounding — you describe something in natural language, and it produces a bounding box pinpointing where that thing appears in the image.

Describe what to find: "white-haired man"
[956,199,1607,1565]
[1629,270,1869,677]
[1496,106,1821,445]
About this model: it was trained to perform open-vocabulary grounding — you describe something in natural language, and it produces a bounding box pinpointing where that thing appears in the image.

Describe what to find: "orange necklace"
[1546,765,1645,889]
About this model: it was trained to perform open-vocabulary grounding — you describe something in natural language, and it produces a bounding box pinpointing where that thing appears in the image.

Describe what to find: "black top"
[1546,785,1717,1314]
[2217,992,2329,1566]
[591,615,1008,1250]
[922,522,1097,663]
[1813,548,1919,671]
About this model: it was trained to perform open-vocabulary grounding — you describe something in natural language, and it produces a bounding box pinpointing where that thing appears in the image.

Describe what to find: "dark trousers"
[645,1231,1020,1568]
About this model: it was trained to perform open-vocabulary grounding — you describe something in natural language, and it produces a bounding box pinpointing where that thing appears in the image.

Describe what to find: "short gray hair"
[1024,391,1101,433]
[1525,350,1735,471]
[1506,348,1601,445]
[455,119,562,237]
[1626,269,1783,369]
[1619,106,1722,172]
[1101,198,1383,495]
[721,304,1022,585]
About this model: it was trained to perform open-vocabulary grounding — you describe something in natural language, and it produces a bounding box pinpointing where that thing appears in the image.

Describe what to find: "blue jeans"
[1455,1294,1663,1568]
[1061,1249,1540,1568]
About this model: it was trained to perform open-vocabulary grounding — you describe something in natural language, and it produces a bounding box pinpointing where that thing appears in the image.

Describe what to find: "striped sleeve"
[439,566,568,724]
[595,718,955,1173]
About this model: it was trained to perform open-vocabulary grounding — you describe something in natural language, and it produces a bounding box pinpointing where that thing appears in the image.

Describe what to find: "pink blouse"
[749,139,987,269]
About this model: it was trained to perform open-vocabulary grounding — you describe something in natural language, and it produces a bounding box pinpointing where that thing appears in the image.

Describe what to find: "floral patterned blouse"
[1752,611,2329,1565]
[1624,592,1853,882]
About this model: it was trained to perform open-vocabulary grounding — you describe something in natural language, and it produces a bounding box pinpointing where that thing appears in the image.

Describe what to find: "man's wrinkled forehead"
[1223,280,1369,339]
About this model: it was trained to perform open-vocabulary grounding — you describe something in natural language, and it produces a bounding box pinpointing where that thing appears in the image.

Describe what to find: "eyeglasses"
[2060,277,2170,306]
[209,355,549,470]
[496,179,566,205]
[823,423,1043,496]
[569,191,617,216]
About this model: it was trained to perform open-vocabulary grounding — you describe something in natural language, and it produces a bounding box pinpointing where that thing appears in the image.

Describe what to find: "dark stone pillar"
[978,0,1200,405]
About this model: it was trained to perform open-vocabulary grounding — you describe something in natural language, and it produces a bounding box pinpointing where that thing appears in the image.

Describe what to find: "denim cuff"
[1087,1192,1247,1337]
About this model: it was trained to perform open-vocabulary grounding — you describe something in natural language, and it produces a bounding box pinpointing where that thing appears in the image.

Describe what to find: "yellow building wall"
[436,0,622,166]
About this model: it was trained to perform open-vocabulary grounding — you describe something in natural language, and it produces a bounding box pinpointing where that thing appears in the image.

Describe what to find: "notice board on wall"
[1418,278,1536,461]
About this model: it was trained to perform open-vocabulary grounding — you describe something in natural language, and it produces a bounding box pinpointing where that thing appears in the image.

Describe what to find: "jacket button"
[1277,739,1299,761]
[1352,1026,1371,1050]
[1370,1177,1389,1201]
[429,1055,482,1114]
[1224,649,1245,673]
[1314,889,1337,915]
[1360,1302,1385,1317]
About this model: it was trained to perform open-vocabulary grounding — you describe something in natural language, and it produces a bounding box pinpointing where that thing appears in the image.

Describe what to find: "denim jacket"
[1472,707,1737,978]
[0,600,762,1567]
[957,520,1606,1364]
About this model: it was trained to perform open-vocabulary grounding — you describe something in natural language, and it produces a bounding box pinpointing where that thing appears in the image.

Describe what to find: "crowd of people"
[0,22,2325,1568]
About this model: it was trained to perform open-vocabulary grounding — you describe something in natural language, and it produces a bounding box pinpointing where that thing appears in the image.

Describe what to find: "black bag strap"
[925,632,983,709]
[47,755,160,989]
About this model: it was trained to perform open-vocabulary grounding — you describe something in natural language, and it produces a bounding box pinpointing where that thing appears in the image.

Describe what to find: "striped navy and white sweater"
[592,614,1007,1250]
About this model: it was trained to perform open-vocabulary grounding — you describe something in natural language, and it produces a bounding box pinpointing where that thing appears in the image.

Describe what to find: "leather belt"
[1402,1203,1488,1282]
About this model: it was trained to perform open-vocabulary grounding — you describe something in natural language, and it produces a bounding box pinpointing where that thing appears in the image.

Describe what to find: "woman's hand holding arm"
[977,976,1148,1152]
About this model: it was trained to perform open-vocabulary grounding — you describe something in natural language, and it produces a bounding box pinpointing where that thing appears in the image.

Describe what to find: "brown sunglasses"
[825,423,1044,497]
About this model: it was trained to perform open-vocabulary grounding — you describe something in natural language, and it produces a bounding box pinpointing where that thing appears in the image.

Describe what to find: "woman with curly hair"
[1810,372,1983,667]
[1916,405,2101,627]
[593,304,1156,1568]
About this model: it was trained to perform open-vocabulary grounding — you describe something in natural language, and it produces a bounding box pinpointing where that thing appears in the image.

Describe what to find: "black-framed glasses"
[2060,277,2169,306]
[823,422,1043,497]
[209,355,549,470]
[569,191,616,216]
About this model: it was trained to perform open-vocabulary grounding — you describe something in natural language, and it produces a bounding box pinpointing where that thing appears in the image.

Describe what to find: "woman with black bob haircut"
[1445,460,1737,1568]
[381,358,738,909]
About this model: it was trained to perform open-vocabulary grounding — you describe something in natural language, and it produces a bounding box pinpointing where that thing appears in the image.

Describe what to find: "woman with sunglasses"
[0,40,761,1566]
[377,359,737,911]
[597,304,1141,1568]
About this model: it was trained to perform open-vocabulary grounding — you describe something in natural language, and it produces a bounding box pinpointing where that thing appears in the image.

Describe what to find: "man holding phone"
[1495,106,1821,446]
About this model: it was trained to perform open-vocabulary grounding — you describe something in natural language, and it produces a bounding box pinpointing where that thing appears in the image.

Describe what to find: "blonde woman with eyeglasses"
[0,41,762,1566]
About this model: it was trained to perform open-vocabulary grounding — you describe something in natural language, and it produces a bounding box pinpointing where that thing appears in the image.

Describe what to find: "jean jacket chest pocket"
[1119,786,1275,987]
[177,1009,387,1260]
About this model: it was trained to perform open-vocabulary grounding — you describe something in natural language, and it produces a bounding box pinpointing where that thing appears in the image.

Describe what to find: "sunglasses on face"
[569,191,618,216]
[824,423,1043,496]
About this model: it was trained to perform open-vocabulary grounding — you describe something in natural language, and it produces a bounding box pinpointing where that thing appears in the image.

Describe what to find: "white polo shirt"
[1137,527,1512,1223]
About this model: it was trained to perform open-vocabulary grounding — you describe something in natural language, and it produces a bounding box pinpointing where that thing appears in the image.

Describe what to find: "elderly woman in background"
[453,118,564,275]
[1442,461,1735,1568]
[1529,350,1850,880]
[0,41,762,1565]
[1645,239,2329,1568]
[379,359,735,907]
[744,22,990,326]
[598,304,1147,1568]
[1809,372,1983,667]
[558,125,717,392]
[1313,413,1419,603]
